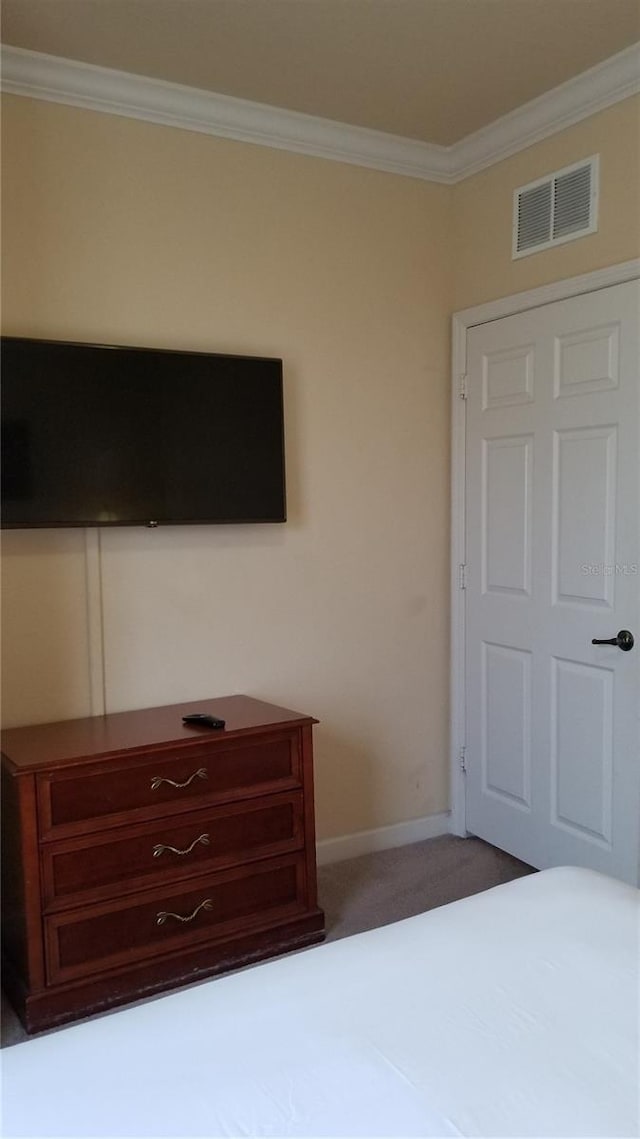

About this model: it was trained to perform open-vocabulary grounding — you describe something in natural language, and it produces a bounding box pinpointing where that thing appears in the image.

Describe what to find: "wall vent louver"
[513,156,599,259]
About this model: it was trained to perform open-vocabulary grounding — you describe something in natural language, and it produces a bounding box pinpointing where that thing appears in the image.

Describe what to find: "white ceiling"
[2,0,639,146]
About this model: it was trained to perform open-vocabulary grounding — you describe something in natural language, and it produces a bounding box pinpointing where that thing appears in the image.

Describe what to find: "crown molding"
[453,41,640,179]
[2,42,639,184]
[0,46,452,182]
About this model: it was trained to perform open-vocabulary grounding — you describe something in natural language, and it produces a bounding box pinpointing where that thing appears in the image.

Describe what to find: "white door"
[464,280,640,885]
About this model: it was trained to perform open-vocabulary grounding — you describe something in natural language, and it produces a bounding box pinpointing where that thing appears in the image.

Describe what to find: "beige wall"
[453,96,640,310]
[2,89,638,842]
[1,96,453,839]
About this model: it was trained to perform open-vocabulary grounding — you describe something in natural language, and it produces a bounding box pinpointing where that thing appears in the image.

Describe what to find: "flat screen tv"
[1,337,286,528]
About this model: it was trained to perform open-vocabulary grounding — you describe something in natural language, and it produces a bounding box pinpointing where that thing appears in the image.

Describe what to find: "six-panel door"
[464,280,639,883]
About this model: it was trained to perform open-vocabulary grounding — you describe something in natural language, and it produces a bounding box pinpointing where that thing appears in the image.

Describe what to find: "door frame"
[449,258,640,837]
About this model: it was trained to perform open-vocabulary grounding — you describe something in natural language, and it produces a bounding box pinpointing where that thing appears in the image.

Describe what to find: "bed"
[2,866,638,1138]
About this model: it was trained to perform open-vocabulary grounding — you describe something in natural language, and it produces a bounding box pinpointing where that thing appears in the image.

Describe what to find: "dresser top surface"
[1,696,317,773]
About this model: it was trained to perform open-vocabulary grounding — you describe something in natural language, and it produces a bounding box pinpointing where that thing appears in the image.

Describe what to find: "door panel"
[553,426,617,606]
[550,656,613,845]
[465,280,639,884]
[482,642,532,807]
[482,435,533,595]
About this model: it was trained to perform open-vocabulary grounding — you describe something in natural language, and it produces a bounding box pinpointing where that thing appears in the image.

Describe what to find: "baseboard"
[316,812,450,866]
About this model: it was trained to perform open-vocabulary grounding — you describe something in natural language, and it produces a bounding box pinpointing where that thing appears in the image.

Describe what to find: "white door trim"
[449,258,640,837]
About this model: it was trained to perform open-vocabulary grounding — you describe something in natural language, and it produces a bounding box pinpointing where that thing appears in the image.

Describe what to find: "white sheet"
[2,867,638,1138]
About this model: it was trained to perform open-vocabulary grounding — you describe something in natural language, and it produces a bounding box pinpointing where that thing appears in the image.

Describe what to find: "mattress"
[2,866,638,1138]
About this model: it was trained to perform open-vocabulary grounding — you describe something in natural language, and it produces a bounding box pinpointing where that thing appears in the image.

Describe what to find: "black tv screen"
[1,337,286,527]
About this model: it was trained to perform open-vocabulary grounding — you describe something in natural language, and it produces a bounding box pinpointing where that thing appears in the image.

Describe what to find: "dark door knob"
[591,629,634,651]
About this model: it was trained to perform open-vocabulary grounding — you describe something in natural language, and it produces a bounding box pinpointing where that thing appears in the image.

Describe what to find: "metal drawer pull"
[156,899,213,925]
[150,767,207,791]
[153,833,210,858]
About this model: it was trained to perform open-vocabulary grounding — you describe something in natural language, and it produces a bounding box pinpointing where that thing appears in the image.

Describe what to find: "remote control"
[182,713,226,729]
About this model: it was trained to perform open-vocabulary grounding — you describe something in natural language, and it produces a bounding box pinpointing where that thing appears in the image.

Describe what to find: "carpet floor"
[1,834,533,1047]
[319,833,534,942]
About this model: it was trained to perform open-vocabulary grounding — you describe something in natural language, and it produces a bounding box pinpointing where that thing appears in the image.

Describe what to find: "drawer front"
[45,854,306,984]
[42,791,304,910]
[37,732,301,838]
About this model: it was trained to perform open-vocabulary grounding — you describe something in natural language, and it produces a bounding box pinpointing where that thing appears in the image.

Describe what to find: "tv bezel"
[0,336,287,529]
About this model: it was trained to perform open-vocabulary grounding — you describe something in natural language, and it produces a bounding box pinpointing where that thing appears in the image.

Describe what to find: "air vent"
[513,156,598,259]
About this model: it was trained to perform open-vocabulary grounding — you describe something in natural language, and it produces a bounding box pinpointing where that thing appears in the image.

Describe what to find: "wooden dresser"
[1,695,325,1033]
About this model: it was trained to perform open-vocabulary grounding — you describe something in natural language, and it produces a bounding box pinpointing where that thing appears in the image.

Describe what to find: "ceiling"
[2,0,639,146]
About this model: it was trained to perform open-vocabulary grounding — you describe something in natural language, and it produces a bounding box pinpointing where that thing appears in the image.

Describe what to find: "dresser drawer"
[45,854,306,984]
[37,732,302,839]
[42,791,304,910]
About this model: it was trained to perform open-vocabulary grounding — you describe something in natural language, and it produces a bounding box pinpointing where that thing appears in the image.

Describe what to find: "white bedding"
[2,867,638,1138]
